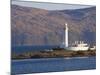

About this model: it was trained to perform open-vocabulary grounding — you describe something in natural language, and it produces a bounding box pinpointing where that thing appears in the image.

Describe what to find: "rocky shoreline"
[12,50,96,60]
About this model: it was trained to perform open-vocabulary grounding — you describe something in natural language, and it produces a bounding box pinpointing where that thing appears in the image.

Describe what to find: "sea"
[11,56,96,74]
[12,45,59,54]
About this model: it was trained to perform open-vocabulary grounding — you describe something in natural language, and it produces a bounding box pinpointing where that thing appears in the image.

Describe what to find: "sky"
[12,0,95,10]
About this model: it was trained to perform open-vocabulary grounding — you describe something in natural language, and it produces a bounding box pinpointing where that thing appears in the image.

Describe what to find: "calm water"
[12,45,59,54]
[11,56,96,75]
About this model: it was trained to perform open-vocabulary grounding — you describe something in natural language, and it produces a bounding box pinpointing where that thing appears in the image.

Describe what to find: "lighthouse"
[63,23,89,51]
[60,23,68,48]
[65,23,68,48]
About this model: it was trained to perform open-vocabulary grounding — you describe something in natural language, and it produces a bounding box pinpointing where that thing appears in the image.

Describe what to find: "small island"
[12,49,96,60]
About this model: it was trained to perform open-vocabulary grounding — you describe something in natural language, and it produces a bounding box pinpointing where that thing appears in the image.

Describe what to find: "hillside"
[11,5,96,46]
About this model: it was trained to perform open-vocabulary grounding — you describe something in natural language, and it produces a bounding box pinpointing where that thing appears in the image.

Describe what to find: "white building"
[65,23,68,48]
[62,23,89,51]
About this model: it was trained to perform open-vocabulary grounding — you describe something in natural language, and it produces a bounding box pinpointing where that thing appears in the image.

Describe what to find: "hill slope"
[11,5,96,46]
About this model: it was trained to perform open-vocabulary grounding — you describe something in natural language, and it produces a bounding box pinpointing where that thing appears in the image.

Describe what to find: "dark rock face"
[11,5,96,46]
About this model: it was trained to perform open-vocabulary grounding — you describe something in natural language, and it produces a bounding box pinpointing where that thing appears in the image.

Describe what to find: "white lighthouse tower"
[65,23,68,48]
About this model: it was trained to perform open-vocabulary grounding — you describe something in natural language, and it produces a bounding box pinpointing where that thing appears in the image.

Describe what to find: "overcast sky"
[12,0,95,10]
